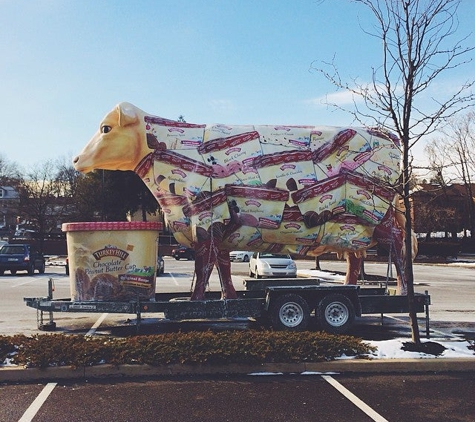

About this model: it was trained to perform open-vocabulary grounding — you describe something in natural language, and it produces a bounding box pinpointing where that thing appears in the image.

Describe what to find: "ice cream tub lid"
[62,221,162,232]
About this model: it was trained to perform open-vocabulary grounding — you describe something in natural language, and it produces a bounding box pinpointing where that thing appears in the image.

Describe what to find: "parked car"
[0,243,46,275]
[156,255,165,276]
[249,252,297,279]
[229,251,253,262]
[171,245,195,260]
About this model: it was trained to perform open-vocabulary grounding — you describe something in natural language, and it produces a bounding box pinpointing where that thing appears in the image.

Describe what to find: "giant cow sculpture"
[73,102,415,300]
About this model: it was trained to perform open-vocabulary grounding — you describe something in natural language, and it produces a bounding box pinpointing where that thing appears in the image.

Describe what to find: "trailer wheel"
[316,294,355,334]
[271,294,310,331]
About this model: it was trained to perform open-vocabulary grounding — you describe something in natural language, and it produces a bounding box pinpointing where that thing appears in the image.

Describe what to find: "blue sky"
[1,0,474,171]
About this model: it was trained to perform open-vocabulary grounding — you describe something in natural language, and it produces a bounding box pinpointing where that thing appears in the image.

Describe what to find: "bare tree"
[426,112,475,238]
[17,159,79,251]
[424,140,452,185]
[0,155,21,186]
[313,0,475,344]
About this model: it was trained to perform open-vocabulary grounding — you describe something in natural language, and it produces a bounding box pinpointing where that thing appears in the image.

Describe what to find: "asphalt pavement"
[1,258,474,383]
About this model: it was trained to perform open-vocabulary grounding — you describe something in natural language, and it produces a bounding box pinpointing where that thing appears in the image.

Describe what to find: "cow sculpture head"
[73,102,150,173]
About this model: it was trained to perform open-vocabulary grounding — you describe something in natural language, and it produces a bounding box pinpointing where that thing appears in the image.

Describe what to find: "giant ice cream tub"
[62,221,161,301]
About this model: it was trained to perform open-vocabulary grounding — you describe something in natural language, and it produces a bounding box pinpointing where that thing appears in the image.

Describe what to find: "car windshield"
[259,253,290,259]
[0,246,24,254]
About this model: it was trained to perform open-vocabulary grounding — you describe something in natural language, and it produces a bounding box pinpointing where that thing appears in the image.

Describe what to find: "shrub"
[0,331,374,368]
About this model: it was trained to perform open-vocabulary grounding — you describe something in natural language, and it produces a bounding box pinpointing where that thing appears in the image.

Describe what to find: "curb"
[2,359,475,383]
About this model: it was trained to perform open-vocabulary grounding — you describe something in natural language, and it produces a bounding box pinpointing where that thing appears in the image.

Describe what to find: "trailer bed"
[24,278,430,334]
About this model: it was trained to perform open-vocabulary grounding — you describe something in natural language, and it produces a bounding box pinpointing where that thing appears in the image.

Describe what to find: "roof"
[0,186,19,199]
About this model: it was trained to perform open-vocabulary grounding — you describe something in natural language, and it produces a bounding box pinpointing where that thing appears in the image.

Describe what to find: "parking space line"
[170,273,180,286]
[384,314,460,339]
[322,375,388,422]
[18,382,57,422]
[85,313,108,336]
[11,280,36,288]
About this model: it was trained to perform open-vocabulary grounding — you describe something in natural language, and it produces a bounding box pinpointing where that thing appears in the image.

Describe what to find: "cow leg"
[374,208,407,295]
[191,240,217,301]
[190,222,239,300]
[213,215,241,299]
[345,253,363,285]
[216,249,237,299]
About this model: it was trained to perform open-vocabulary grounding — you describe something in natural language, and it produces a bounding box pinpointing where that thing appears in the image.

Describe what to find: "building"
[411,183,475,239]
[0,186,19,237]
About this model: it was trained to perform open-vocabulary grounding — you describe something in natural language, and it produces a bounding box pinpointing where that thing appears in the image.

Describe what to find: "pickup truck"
[0,243,46,275]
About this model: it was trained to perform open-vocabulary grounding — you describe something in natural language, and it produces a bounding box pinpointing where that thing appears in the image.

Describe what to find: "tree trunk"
[403,151,421,344]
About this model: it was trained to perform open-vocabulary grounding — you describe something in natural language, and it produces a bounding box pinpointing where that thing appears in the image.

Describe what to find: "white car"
[229,251,253,262]
[249,252,297,278]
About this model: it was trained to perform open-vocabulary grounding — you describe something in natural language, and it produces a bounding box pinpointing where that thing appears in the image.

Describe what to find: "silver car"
[229,251,253,262]
[249,252,297,278]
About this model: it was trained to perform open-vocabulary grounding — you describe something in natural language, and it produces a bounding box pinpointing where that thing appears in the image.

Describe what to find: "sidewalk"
[2,358,475,383]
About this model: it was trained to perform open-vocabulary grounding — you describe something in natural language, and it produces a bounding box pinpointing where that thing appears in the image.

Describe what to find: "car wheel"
[38,262,46,274]
[174,257,180,260]
[270,293,310,331]
[243,255,249,262]
[316,294,355,334]
[254,268,261,279]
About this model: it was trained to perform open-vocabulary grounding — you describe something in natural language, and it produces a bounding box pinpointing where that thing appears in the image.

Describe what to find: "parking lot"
[1,258,475,421]
[1,257,474,338]
[2,372,475,422]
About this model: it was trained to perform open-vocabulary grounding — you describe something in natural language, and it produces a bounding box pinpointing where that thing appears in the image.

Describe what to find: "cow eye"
[101,125,112,134]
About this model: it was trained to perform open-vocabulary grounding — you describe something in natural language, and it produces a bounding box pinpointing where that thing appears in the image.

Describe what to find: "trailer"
[24,277,430,335]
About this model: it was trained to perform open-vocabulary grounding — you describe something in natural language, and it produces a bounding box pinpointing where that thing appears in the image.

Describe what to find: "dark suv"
[171,245,195,260]
[0,244,46,275]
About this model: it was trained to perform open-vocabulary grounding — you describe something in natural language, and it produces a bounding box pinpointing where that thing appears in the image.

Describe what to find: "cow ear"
[117,103,138,127]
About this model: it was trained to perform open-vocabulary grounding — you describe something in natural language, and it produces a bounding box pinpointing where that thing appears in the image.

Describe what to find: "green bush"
[0,331,375,369]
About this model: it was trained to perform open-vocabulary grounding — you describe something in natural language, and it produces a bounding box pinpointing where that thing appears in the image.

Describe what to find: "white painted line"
[170,273,180,286]
[12,280,35,288]
[85,313,108,336]
[384,314,460,339]
[18,382,57,422]
[322,375,389,422]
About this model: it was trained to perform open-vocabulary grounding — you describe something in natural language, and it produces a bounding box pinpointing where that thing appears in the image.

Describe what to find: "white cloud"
[208,99,236,111]
[306,90,360,108]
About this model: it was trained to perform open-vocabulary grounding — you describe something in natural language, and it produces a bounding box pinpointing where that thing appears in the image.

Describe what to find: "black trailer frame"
[24,277,431,336]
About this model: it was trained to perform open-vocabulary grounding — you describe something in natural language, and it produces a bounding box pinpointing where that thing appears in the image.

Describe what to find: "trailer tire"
[316,294,355,334]
[271,294,310,331]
